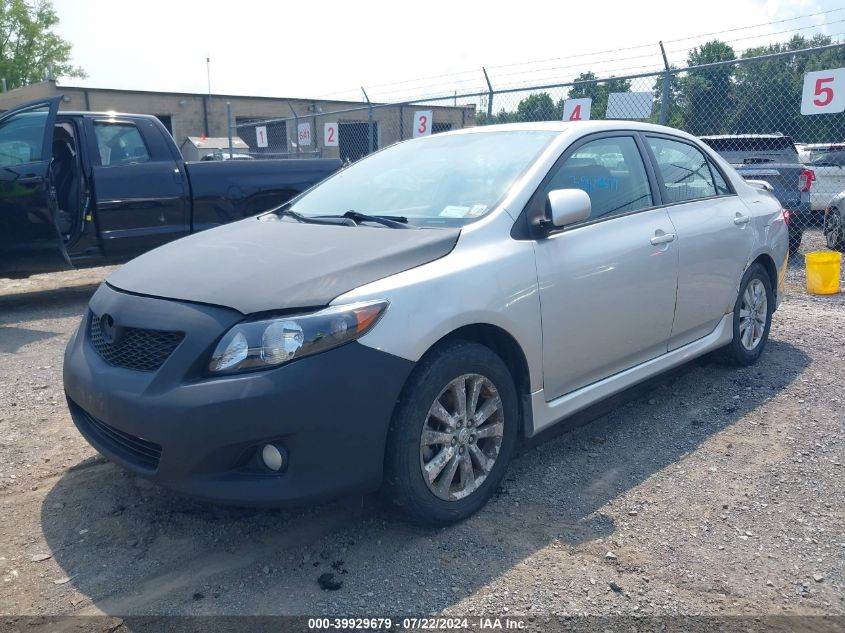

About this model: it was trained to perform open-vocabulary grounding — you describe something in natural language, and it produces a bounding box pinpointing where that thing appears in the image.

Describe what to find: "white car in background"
[799,144,845,212]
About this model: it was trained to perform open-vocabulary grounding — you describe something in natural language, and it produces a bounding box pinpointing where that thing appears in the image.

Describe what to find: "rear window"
[700,136,797,154]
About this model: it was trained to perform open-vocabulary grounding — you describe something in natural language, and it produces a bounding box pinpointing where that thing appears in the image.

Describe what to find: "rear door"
[0,96,65,274]
[87,116,189,257]
[644,134,755,349]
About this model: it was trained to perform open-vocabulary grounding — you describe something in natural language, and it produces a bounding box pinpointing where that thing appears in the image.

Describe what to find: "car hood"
[106,217,460,314]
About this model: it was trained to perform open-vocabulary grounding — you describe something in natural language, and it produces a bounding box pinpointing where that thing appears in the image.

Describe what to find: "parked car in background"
[805,147,845,213]
[823,189,845,251]
[0,96,341,277]
[700,134,813,254]
[64,121,788,526]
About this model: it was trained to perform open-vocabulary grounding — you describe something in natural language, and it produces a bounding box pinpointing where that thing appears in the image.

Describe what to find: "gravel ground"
[1,230,843,622]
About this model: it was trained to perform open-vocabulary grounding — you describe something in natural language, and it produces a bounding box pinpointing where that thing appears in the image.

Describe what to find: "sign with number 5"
[413,110,433,138]
[801,68,845,115]
[324,122,338,147]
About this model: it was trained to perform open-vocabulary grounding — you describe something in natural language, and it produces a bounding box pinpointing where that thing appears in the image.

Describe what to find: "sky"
[50,0,845,103]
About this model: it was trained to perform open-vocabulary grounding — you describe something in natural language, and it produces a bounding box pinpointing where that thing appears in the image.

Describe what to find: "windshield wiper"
[316,210,415,229]
[273,208,355,226]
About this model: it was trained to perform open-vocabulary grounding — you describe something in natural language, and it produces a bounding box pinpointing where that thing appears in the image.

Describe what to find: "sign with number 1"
[324,122,338,147]
[801,68,845,115]
[413,110,433,138]
[255,125,268,148]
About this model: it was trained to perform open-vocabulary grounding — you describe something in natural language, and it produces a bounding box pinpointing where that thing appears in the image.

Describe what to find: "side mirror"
[546,189,591,228]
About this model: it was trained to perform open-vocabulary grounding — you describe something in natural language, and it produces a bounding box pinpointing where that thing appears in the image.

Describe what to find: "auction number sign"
[801,68,845,115]
[297,122,313,147]
[561,98,592,121]
[413,110,433,138]
[255,125,268,148]
[324,122,339,147]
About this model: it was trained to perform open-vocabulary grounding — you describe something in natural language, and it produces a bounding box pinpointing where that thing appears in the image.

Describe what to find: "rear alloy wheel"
[824,209,844,251]
[713,262,773,366]
[385,341,518,526]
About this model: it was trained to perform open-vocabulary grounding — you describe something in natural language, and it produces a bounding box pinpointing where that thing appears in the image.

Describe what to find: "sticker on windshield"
[439,205,471,218]
[467,204,487,217]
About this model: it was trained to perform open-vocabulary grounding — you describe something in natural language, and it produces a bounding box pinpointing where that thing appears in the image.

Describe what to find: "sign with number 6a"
[801,68,845,115]
[413,110,433,138]
[324,122,338,147]
[562,98,592,121]
[297,122,312,147]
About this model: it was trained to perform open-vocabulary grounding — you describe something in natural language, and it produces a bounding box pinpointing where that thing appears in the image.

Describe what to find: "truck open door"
[0,96,67,276]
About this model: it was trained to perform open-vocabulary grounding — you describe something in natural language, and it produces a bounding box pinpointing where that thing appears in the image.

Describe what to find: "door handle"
[734,214,751,225]
[650,232,676,245]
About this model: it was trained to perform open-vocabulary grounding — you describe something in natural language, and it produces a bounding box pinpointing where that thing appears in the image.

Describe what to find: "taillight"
[799,169,814,193]
[782,209,794,224]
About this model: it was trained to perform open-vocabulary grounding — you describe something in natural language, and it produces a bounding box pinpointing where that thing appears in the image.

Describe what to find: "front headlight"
[208,300,388,375]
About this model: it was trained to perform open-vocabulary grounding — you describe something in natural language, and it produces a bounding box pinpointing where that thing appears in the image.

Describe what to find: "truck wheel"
[824,209,844,251]
[713,263,773,367]
[384,341,518,527]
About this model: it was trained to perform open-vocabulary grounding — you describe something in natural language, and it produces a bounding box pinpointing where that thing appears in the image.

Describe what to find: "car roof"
[443,120,703,141]
[58,111,162,120]
[699,133,789,140]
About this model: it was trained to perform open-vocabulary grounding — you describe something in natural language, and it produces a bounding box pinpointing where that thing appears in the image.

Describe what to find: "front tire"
[714,263,774,366]
[384,341,518,527]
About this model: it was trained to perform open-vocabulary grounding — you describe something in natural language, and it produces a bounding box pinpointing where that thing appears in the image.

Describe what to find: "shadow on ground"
[41,340,809,617]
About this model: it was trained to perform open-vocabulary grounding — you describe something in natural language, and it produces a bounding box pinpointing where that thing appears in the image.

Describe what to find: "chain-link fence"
[228,42,845,254]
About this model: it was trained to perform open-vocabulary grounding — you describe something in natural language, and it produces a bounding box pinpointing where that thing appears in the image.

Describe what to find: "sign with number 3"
[413,110,433,138]
[801,68,845,115]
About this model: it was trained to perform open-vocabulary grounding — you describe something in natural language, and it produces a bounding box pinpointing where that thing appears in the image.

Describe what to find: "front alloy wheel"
[420,374,504,501]
[385,341,518,526]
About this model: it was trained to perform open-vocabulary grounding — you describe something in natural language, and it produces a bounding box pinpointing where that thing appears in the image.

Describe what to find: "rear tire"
[384,340,518,527]
[713,263,773,366]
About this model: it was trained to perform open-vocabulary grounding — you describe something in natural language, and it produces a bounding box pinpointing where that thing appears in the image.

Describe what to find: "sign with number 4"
[562,98,592,121]
[324,122,338,147]
[801,68,845,115]
[413,110,433,138]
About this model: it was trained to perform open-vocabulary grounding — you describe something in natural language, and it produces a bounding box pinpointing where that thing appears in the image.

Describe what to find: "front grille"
[69,400,162,471]
[89,313,183,372]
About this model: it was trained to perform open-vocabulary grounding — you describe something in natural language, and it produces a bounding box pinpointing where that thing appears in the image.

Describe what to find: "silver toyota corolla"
[64,121,788,526]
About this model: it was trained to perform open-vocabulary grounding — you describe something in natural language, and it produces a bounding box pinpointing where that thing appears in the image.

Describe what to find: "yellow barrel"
[805,251,841,295]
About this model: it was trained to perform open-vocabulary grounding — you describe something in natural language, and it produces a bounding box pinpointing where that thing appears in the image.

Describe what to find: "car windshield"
[288,130,557,226]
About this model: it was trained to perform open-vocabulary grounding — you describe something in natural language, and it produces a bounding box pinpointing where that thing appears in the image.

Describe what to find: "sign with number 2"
[801,68,845,115]
[324,122,338,147]
[413,110,433,138]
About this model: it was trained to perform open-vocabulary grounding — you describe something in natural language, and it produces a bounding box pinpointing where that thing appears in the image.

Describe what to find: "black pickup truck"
[0,97,341,276]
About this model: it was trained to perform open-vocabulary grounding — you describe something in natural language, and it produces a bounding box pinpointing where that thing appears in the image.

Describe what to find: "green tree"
[515,92,559,122]
[730,34,845,142]
[679,40,736,135]
[0,0,85,90]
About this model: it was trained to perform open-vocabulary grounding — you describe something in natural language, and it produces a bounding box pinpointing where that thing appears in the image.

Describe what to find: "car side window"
[709,159,732,194]
[0,104,49,166]
[647,137,718,203]
[544,136,653,221]
[93,122,151,166]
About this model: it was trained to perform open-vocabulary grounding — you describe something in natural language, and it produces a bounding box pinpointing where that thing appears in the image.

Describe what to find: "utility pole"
[206,56,212,95]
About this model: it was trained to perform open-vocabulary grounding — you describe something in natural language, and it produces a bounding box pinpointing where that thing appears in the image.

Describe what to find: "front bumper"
[63,283,415,506]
